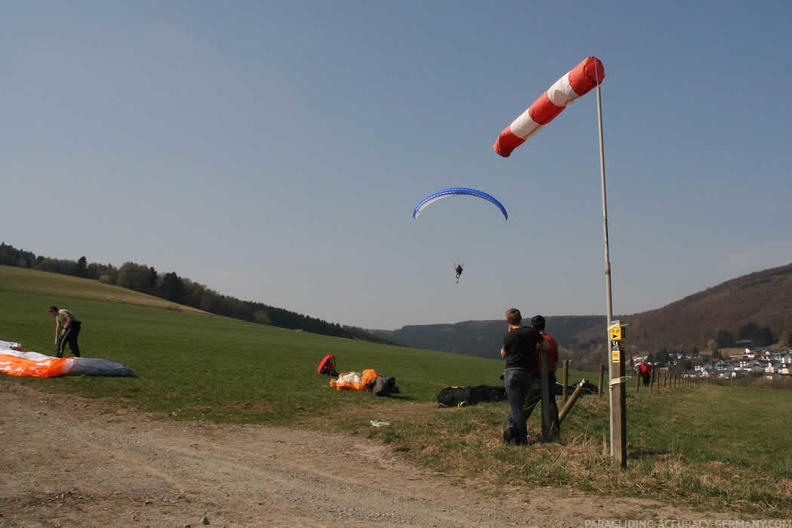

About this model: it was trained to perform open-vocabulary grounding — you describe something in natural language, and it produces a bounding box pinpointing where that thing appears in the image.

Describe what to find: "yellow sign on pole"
[608,321,626,363]
[607,319,628,467]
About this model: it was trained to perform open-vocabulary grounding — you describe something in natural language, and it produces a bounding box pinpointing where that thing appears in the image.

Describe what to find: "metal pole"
[597,83,626,467]
[598,86,613,329]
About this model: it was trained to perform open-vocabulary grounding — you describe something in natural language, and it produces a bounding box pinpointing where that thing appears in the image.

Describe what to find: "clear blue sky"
[3,1,791,330]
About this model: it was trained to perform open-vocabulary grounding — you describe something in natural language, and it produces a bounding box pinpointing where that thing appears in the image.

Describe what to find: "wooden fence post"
[598,364,605,397]
[559,381,586,424]
[562,360,569,405]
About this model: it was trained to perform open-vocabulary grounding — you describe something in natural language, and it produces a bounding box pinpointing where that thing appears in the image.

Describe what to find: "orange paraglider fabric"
[329,369,380,391]
[0,353,73,378]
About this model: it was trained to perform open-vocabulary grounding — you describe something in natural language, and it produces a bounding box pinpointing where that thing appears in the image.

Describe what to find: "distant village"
[633,348,792,380]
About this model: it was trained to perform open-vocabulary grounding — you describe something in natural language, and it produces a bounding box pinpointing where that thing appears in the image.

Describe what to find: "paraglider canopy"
[317,354,338,376]
[412,187,508,220]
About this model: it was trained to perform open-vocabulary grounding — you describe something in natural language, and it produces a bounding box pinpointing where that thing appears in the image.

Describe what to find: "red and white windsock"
[493,56,605,158]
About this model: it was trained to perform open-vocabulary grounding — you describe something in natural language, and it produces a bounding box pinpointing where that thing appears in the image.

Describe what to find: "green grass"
[1,265,790,516]
[0,266,514,424]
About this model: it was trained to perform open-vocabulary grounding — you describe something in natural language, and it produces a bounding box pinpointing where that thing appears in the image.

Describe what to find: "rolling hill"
[621,262,792,352]
[5,246,791,370]
[371,262,792,369]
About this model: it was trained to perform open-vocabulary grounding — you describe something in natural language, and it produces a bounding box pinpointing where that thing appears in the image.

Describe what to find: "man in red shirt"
[639,360,651,386]
[522,315,559,439]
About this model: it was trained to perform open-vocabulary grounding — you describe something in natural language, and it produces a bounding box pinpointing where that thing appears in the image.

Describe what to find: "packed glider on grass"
[493,56,605,158]
[412,187,508,220]
[0,341,137,378]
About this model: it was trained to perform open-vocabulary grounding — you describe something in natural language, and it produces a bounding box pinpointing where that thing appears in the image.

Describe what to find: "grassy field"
[1,265,790,517]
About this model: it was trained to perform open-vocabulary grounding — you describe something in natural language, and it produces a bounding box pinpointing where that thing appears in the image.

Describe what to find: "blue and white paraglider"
[412,187,508,283]
[412,187,508,220]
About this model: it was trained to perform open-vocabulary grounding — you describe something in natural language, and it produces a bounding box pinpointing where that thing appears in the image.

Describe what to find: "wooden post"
[598,364,605,397]
[540,348,554,442]
[635,371,640,392]
[562,360,570,405]
[559,380,586,423]
[608,321,627,468]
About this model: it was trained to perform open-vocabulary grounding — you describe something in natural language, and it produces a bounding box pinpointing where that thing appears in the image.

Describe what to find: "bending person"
[48,306,82,358]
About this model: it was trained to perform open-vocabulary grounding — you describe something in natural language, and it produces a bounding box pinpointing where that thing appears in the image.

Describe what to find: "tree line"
[712,322,782,349]
[0,242,395,345]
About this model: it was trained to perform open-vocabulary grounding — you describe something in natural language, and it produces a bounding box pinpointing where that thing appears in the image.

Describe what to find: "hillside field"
[1,266,790,518]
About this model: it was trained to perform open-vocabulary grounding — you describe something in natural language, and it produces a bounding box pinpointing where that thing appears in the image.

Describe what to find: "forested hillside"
[621,262,792,353]
[373,263,792,370]
[371,316,607,371]
[0,243,392,344]
[8,241,788,364]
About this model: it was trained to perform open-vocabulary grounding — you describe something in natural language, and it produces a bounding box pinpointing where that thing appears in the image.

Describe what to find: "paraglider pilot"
[454,264,464,283]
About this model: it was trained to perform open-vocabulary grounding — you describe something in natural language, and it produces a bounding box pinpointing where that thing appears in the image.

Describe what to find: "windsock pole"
[595,75,626,468]
[492,57,625,465]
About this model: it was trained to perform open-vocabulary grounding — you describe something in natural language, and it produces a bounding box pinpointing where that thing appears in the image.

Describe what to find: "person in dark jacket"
[500,308,549,445]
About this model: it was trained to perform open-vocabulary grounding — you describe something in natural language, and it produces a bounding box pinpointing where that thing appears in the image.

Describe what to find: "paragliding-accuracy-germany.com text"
[583,520,792,528]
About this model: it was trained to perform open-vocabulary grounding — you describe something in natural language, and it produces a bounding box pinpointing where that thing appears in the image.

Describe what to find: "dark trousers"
[56,322,82,358]
[503,368,533,445]
[523,372,560,437]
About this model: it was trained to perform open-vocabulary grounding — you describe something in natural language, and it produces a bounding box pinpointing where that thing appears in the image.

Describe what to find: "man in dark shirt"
[500,308,550,445]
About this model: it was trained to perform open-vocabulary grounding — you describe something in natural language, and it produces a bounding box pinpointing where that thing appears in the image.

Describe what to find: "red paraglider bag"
[317,354,338,376]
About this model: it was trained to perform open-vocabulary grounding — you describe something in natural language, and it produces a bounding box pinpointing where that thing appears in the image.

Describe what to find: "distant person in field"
[522,315,560,439]
[639,360,651,386]
[48,306,82,358]
[500,308,550,445]
[454,264,464,283]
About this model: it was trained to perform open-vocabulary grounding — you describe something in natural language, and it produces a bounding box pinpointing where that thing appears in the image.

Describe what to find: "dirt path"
[0,381,725,527]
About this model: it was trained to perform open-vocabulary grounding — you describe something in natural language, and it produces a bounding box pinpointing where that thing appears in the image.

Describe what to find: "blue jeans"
[503,368,533,445]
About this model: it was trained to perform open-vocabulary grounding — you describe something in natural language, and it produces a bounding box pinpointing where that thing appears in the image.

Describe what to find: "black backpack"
[436,385,506,407]
[436,386,474,407]
[371,376,400,397]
